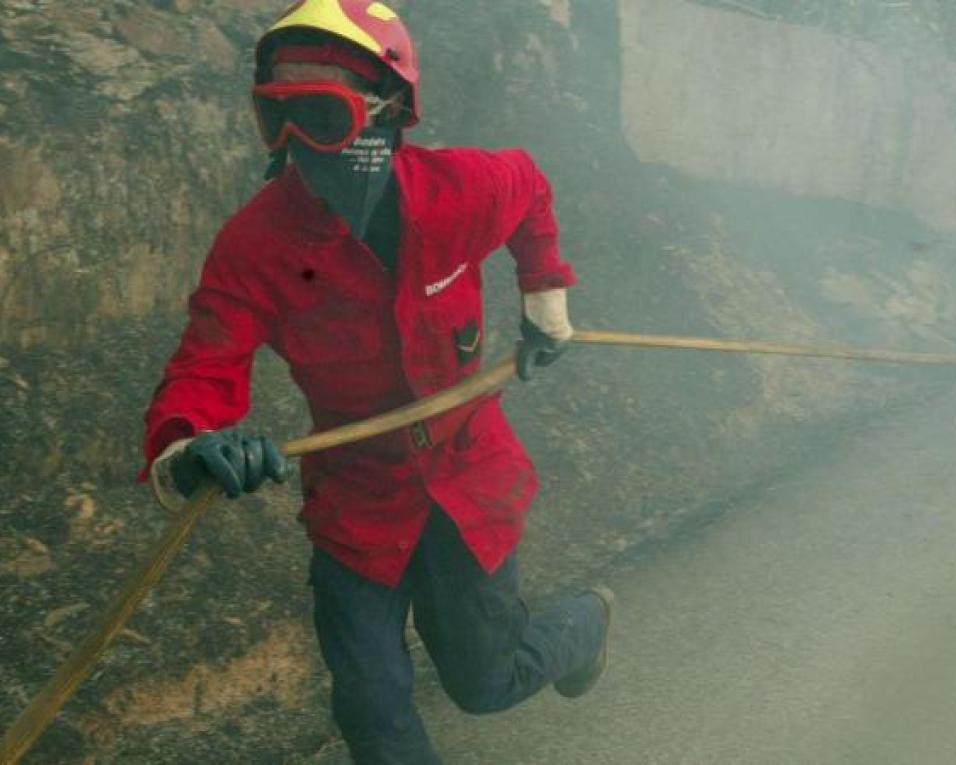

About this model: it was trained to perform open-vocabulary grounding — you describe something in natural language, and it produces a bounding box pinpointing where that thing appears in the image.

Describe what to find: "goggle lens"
[280,93,355,146]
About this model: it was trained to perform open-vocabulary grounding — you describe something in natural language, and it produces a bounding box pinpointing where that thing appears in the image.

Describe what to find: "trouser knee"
[442,671,511,715]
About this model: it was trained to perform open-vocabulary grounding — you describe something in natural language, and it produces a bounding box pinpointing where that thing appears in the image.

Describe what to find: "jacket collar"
[277,166,349,239]
[391,145,421,227]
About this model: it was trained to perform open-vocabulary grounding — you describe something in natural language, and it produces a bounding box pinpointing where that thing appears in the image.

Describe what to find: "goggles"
[252,80,398,153]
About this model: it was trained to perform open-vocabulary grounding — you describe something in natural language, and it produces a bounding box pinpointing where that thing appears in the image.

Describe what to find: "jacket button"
[398,540,409,551]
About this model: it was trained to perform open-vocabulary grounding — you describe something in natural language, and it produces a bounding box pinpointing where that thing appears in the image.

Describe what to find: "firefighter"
[139,1,613,761]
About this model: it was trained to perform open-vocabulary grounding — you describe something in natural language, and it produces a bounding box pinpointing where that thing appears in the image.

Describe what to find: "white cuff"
[522,288,573,341]
[149,437,196,512]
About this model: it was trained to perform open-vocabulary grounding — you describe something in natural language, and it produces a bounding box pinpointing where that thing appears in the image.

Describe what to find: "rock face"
[0,1,265,350]
[2,1,955,762]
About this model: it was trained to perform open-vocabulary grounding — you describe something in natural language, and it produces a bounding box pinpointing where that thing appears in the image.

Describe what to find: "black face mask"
[289,127,397,239]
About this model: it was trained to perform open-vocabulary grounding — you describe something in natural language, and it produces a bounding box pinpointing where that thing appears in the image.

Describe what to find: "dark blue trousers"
[309,506,605,764]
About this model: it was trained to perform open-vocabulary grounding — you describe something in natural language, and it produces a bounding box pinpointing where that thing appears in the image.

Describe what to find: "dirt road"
[390,391,956,764]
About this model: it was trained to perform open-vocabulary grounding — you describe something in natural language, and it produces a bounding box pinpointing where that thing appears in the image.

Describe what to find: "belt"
[359,395,488,457]
[407,394,486,451]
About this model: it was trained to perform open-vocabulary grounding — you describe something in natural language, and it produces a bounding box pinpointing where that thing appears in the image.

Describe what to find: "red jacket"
[140,143,576,586]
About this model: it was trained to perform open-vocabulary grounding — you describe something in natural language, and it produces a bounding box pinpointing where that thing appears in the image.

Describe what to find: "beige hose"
[0,355,517,765]
[0,480,222,765]
[573,329,956,365]
[4,329,955,763]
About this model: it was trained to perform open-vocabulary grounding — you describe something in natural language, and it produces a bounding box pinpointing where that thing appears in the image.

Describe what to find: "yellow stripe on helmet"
[268,0,383,56]
[367,2,398,21]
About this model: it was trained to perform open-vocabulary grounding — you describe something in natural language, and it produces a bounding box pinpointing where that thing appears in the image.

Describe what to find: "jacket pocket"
[454,319,482,365]
[414,276,484,387]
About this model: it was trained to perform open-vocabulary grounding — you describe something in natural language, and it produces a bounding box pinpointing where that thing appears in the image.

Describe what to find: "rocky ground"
[3,164,955,761]
[4,1,956,762]
[365,380,956,765]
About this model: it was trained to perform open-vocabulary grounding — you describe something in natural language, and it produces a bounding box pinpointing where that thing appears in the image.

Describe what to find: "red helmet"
[255,0,420,128]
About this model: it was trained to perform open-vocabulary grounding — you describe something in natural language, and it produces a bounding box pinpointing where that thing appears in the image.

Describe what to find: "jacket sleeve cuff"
[137,416,201,483]
[516,260,578,293]
[148,437,195,512]
[522,288,573,341]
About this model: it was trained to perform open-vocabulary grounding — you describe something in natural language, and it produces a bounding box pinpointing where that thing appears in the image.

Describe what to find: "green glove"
[170,428,288,499]
[517,288,574,382]
[517,316,569,381]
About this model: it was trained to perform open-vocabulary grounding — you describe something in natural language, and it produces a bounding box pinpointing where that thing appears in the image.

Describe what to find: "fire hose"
[4,328,956,763]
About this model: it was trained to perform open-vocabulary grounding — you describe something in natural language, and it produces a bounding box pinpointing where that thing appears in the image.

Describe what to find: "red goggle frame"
[252,80,385,153]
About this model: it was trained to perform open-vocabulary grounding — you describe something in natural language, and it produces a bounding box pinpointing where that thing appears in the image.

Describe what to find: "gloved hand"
[170,428,288,500]
[517,288,574,381]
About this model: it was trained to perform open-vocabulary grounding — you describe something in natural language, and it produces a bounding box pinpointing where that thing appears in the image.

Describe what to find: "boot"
[554,585,615,699]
